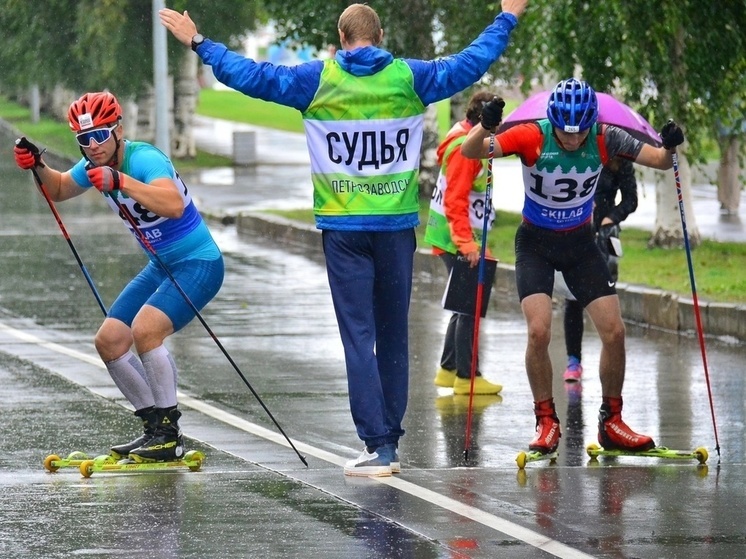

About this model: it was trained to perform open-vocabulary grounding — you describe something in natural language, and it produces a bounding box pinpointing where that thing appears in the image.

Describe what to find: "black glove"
[480,97,505,130]
[14,137,45,169]
[597,223,621,260]
[660,120,684,150]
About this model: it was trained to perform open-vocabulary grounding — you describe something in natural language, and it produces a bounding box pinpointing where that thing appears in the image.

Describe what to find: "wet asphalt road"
[1,129,746,559]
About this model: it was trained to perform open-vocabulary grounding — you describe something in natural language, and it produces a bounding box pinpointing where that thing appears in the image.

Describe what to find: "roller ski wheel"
[79,450,205,478]
[43,451,96,472]
[516,449,559,470]
[586,443,708,464]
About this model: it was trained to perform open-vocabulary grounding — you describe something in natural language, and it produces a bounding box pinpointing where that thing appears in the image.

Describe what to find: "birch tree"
[0,0,260,156]
[496,0,746,248]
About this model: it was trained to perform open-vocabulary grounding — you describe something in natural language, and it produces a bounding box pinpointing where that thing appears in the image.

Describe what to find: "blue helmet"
[546,78,598,133]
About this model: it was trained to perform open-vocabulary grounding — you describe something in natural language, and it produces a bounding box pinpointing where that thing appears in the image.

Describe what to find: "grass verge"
[0,94,232,172]
[265,204,746,304]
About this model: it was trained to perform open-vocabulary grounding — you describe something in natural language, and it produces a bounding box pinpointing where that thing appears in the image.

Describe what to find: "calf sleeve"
[140,345,178,409]
[106,350,155,410]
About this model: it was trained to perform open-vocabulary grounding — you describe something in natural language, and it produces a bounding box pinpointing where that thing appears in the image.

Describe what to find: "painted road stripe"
[0,321,594,559]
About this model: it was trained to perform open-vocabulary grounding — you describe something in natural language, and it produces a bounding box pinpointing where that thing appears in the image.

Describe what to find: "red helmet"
[68,92,122,132]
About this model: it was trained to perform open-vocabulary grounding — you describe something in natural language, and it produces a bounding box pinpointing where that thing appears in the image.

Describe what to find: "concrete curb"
[225,210,746,344]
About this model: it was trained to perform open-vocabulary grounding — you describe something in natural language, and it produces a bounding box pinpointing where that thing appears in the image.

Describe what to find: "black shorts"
[514,221,616,307]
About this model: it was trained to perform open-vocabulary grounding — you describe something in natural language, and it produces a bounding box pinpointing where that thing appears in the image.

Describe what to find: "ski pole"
[463,130,495,462]
[16,138,108,316]
[671,151,721,463]
[109,195,308,467]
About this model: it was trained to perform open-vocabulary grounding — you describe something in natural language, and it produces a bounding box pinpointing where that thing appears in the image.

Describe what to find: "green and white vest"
[302,59,425,217]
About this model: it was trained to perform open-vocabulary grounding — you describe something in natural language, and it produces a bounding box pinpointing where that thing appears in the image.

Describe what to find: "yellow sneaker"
[453,376,503,395]
[434,367,457,387]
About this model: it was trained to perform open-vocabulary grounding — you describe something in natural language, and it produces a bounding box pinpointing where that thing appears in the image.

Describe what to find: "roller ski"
[79,407,203,478]
[79,450,205,478]
[588,397,707,463]
[586,443,708,464]
[516,448,559,469]
[43,451,116,472]
[517,399,561,469]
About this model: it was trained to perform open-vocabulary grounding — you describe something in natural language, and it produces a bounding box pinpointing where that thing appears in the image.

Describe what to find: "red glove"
[14,137,45,170]
[86,166,122,193]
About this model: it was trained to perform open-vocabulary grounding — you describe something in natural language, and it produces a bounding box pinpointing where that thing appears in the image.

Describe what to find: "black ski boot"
[128,407,185,463]
[110,407,158,459]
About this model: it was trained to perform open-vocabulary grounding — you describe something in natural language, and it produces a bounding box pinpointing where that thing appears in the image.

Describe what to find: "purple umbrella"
[500,90,662,147]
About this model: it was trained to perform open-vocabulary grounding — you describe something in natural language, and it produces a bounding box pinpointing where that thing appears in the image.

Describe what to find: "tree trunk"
[450,91,466,128]
[50,85,76,122]
[649,24,700,249]
[29,84,40,124]
[122,98,139,140]
[385,0,438,199]
[717,136,742,214]
[172,50,199,159]
[136,87,156,144]
[419,103,439,198]
[649,151,700,248]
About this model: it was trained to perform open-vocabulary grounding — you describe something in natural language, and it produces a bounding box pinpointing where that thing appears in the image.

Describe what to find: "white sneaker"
[344,444,394,477]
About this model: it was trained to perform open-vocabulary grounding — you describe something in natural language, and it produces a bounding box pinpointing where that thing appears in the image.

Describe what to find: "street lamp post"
[152,0,170,157]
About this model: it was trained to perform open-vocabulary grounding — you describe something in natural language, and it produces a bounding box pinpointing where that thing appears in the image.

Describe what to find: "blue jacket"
[197,13,517,111]
[196,13,518,230]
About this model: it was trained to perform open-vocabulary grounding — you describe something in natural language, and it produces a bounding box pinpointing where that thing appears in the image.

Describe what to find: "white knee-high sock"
[106,350,155,411]
[140,345,178,409]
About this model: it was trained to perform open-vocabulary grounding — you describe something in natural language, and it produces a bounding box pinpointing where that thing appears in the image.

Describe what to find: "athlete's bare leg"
[520,293,554,401]
[584,294,626,397]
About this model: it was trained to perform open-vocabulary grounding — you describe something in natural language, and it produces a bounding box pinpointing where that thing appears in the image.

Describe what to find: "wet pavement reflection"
[1,130,746,558]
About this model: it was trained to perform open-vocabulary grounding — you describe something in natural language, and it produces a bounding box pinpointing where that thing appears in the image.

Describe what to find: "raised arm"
[502,0,528,18]
[408,2,528,105]
[158,9,197,47]
[634,120,684,170]
[461,98,506,159]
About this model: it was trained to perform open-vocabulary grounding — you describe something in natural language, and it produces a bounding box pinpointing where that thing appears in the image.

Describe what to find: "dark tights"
[564,298,584,361]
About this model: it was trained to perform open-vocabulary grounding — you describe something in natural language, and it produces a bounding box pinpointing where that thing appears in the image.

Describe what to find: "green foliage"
[169,0,262,50]
[0,0,79,89]
[259,0,348,52]
[500,0,746,164]
[261,0,436,58]
[71,1,150,97]
[0,0,261,99]
[1,0,743,163]
[256,0,744,163]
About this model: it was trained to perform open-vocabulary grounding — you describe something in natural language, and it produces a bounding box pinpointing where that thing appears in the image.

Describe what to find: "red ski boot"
[528,399,561,454]
[598,397,655,451]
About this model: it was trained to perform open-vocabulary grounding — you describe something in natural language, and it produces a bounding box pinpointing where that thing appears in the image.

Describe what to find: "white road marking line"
[0,321,594,559]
